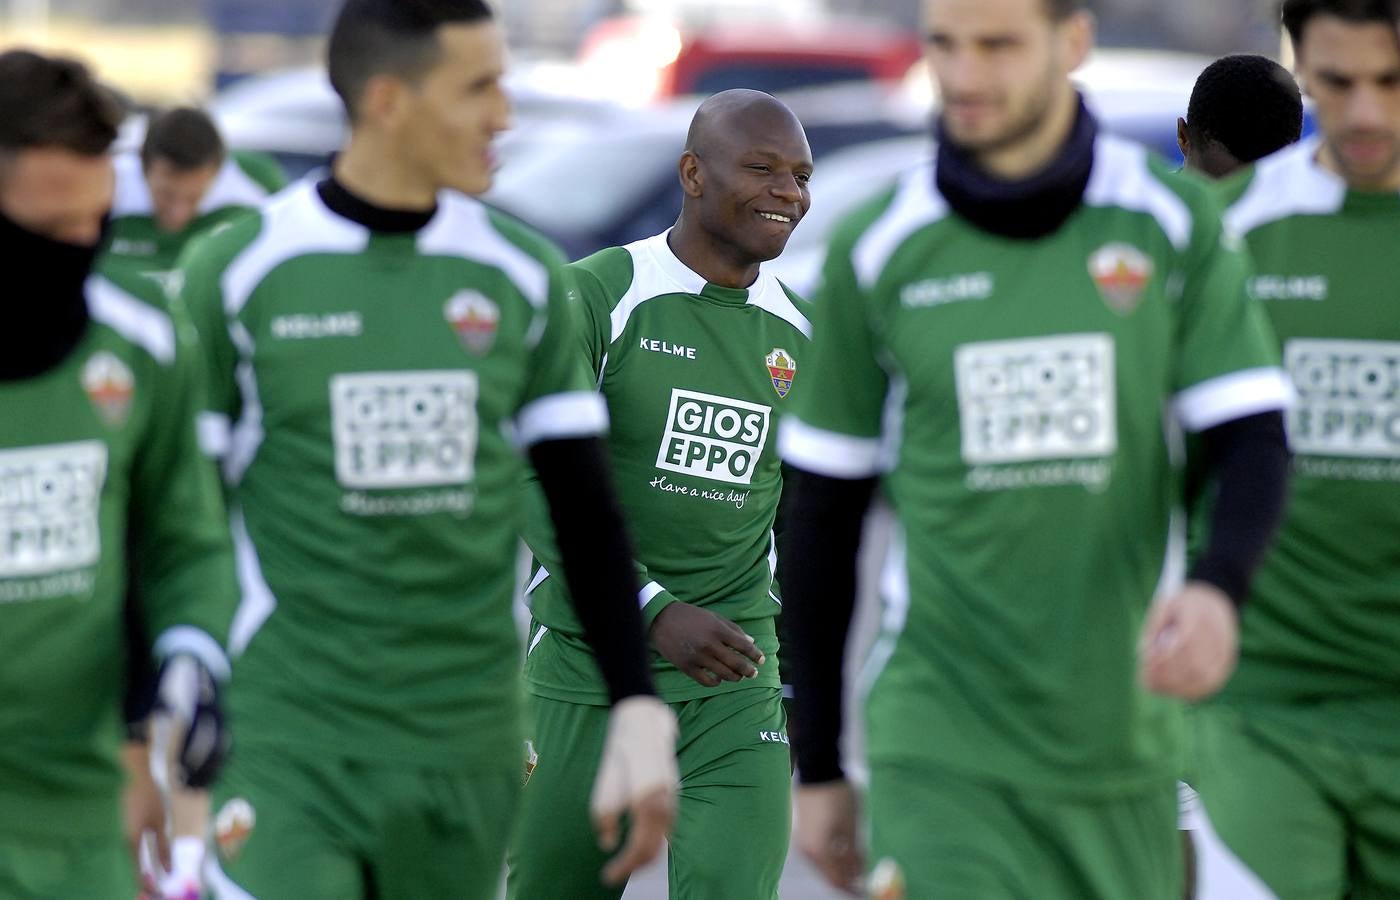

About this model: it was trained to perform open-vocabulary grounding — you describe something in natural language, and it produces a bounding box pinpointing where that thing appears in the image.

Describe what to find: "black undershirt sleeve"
[777,467,876,784]
[528,437,655,704]
[1187,411,1291,608]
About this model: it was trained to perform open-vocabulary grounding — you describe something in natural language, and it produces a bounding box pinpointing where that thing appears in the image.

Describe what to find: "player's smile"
[756,209,798,228]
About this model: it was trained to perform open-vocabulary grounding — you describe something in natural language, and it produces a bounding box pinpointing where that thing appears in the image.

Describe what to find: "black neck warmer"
[935,95,1099,241]
[317,178,437,233]
[0,209,101,381]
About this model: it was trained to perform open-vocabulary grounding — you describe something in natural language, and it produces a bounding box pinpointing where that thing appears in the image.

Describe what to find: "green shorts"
[207,743,520,900]
[0,832,132,899]
[867,758,1180,899]
[1191,702,1400,900]
[507,687,791,900]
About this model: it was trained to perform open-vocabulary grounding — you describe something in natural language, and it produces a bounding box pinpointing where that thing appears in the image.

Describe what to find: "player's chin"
[747,231,795,263]
[444,167,494,197]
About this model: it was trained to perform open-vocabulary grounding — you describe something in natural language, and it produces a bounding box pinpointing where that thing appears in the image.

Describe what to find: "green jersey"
[101,150,284,286]
[1217,137,1400,734]
[179,181,607,768]
[780,136,1292,796]
[523,230,811,703]
[0,276,237,838]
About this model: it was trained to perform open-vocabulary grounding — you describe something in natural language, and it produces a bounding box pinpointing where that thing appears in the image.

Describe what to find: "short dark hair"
[327,0,493,120]
[0,50,123,157]
[1281,0,1400,48]
[1186,55,1303,164]
[141,107,225,171]
[1044,0,1090,20]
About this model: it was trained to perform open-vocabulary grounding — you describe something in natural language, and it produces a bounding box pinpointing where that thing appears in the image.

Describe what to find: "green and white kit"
[780,136,1291,898]
[0,275,236,896]
[511,231,809,899]
[179,180,606,898]
[1191,136,1400,900]
[101,149,284,286]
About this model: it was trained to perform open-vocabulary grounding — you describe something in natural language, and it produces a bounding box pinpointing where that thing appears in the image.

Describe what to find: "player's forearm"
[779,467,875,783]
[529,437,655,703]
[1190,410,1291,607]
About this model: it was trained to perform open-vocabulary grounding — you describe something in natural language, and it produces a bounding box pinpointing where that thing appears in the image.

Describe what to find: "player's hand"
[122,738,170,887]
[1139,581,1239,700]
[796,780,864,895]
[590,695,679,886]
[153,654,229,789]
[649,601,765,687]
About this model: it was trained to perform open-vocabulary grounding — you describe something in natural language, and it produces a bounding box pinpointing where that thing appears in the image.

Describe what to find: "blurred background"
[0,0,1302,292]
[0,2,1298,896]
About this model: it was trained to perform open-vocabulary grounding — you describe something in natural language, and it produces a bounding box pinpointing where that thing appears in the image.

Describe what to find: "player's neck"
[667,219,760,290]
[975,86,1080,182]
[334,137,438,212]
[1316,141,1400,192]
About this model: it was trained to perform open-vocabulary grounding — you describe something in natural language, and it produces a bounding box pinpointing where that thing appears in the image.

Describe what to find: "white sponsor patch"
[0,442,107,578]
[655,389,771,485]
[330,371,479,489]
[1286,339,1400,458]
[955,334,1117,464]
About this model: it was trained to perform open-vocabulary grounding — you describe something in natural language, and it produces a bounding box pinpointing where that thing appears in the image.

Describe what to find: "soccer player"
[507,89,812,900]
[776,0,1296,896]
[1190,2,1400,897]
[1177,54,1305,179]
[101,107,284,288]
[178,2,678,897]
[0,50,237,898]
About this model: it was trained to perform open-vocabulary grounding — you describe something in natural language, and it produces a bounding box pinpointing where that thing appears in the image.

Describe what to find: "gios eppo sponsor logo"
[1286,339,1400,458]
[955,334,1117,465]
[654,389,771,486]
[330,371,479,490]
[0,441,107,579]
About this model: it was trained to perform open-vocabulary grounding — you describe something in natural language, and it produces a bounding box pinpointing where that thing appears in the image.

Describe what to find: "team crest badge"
[444,290,501,355]
[81,352,135,427]
[1088,243,1154,314]
[765,348,797,399]
[214,797,256,863]
[523,739,539,785]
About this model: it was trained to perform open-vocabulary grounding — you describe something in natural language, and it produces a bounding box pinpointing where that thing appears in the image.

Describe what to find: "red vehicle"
[578,16,922,100]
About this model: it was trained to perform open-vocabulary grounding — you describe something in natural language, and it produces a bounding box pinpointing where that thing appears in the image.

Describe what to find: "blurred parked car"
[575,15,922,104]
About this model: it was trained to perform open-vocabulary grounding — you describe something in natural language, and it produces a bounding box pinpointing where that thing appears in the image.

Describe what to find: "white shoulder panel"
[418,193,550,310]
[1083,136,1192,251]
[221,181,368,316]
[86,275,176,364]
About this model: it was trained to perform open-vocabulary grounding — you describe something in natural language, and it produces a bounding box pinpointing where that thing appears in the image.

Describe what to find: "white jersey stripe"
[228,508,277,658]
[86,276,177,364]
[1174,367,1295,433]
[779,417,885,479]
[516,391,609,447]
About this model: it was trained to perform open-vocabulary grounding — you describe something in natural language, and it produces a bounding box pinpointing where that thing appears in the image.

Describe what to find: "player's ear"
[1061,9,1095,74]
[359,73,409,132]
[1177,118,1190,158]
[677,151,703,199]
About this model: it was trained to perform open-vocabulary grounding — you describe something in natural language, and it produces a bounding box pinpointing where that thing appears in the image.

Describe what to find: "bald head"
[685,89,807,157]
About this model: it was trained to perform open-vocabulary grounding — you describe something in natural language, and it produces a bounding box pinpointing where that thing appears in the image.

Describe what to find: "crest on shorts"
[765,348,797,399]
[444,290,500,355]
[214,797,256,863]
[869,858,906,900]
[523,739,539,786]
[81,352,135,427]
[1088,243,1154,314]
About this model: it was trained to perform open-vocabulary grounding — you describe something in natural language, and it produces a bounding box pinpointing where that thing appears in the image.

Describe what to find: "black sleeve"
[1187,411,1291,608]
[777,466,876,784]
[123,526,155,741]
[528,437,655,704]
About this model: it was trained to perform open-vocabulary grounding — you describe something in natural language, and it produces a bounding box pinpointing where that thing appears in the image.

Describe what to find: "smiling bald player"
[508,90,814,900]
